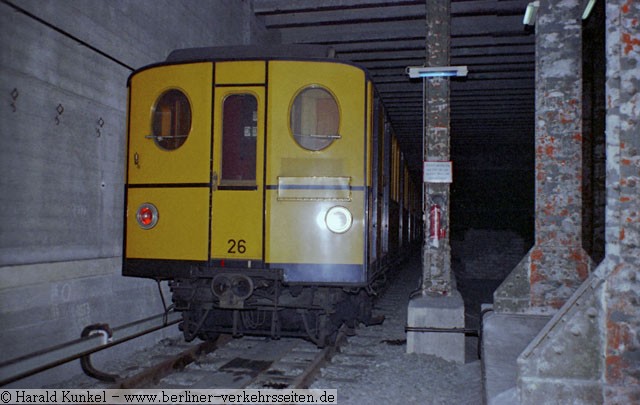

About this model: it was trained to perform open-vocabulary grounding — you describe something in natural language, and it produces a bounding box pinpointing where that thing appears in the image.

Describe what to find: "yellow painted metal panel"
[210,86,265,260]
[215,61,266,84]
[266,61,366,186]
[277,176,351,201]
[264,61,366,266]
[128,63,212,184]
[265,191,365,265]
[126,188,209,260]
[210,191,262,260]
[367,81,373,187]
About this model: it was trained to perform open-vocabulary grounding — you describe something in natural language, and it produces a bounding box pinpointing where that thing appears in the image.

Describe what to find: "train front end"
[124,54,373,345]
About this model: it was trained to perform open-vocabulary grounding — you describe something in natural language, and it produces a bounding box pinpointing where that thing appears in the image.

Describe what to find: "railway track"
[106,327,348,390]
[51,257,414,392]
[53,259,410,391]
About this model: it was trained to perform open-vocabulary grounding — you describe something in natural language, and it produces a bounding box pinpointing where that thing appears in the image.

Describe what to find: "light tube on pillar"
[523,1,539,26]
[582,0,597,19]
[405,66,468,79]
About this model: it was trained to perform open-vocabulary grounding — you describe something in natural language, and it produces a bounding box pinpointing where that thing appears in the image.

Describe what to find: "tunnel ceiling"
[253,0,535,175]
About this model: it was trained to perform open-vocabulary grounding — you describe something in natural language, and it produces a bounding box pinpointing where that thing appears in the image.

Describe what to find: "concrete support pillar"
[514,1,640,403]
[494,0,593,314]
[484,1,638,403]
[421,0,452,295]
[601,1,640,402]
[407,0,464,363]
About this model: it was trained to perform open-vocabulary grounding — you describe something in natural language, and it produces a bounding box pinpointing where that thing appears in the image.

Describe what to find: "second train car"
[123,45,420,346]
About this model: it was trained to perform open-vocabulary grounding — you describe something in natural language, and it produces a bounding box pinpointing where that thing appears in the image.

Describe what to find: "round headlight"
[325,206,353,234]
[136,203,159,229]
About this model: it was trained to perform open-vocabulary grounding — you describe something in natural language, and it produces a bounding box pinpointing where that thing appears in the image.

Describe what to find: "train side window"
[151,89,191,150]
[221,94,258,183]
[290,87,340,151]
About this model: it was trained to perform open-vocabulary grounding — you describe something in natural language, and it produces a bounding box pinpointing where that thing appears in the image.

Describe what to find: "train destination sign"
[423,161,453,183]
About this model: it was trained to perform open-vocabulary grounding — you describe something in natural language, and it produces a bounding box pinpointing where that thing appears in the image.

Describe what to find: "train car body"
[123,46,420,345]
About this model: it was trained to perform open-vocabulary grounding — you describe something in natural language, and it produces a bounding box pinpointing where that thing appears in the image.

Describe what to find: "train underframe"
[170,267,377,347]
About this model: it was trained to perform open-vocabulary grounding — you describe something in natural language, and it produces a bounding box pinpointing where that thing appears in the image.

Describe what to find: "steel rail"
[291,325,350,388]
[113,335,233,389]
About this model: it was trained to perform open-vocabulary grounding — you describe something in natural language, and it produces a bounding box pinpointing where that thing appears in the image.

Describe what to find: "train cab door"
[125,63,212,261]
[210,81,265,264]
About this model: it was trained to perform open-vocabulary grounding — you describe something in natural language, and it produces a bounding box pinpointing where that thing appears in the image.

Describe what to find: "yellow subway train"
[123,45,421,346]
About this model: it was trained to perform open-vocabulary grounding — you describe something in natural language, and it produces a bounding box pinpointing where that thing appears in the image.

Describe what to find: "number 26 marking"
[227,239,247,254]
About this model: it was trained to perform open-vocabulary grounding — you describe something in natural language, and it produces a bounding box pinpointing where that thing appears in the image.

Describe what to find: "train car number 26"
[227,239,247,254]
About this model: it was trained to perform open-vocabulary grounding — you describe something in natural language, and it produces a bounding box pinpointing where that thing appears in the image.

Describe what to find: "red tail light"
[136,203,158,229]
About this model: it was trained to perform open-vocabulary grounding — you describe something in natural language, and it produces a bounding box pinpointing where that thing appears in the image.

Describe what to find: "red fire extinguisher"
[429,204,446,246]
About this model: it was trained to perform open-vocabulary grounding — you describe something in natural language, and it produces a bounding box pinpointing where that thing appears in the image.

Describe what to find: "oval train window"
[151,89,192,150]
[290,87,340,151]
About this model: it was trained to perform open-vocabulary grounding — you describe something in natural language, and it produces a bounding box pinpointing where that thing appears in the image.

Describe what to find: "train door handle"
[134,152,140,168]
[212,171,218,190]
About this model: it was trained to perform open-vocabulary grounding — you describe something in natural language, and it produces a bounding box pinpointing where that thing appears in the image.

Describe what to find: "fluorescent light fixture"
[406,65,468,79]
[582,0,596,19]
[523,1,539,26]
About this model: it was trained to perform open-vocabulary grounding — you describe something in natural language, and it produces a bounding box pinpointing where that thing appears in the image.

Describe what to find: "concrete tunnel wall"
[0,0,277,387]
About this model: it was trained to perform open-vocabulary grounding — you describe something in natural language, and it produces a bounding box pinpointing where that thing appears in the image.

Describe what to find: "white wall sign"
[423,161,453,183]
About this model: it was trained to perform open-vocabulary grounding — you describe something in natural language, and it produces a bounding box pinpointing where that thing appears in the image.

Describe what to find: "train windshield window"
[151,89,191,150]
[221,94,258,183]
[290,87,340,151]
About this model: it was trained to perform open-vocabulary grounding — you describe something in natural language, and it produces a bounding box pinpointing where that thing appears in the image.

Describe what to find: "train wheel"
[196,330,220,342]
[180,308,218,342]
[357,290,384,326]
[321,331,337,347]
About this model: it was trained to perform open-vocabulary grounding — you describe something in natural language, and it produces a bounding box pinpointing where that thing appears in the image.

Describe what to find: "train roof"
[165,44,337,63]
[128,44,373,87]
